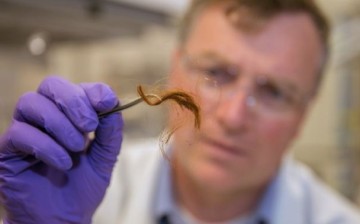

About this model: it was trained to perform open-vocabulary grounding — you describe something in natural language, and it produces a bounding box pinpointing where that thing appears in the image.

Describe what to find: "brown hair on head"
[178,0,330,93]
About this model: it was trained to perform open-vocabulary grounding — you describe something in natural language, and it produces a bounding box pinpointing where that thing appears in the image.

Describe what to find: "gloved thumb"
[80,83,123,182]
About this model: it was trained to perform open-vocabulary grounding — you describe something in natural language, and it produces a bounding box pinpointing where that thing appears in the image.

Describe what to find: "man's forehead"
[197,0,316,34]
[193,2,322,59]
[185,3,323,96]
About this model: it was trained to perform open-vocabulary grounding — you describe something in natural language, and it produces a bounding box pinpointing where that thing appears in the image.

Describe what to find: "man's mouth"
[200,135,248,159]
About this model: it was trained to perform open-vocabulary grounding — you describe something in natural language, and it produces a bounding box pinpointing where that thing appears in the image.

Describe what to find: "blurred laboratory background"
[0,0,359,208]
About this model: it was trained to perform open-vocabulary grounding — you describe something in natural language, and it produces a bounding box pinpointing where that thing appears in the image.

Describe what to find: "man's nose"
[215,86,256,133]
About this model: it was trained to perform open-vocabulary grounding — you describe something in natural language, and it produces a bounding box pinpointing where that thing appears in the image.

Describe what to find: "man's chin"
[191,160,247,192]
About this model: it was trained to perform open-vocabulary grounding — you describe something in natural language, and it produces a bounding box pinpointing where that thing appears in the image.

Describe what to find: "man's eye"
[202,66,235,84]
[257,83,288,103]
[204,66,224,75]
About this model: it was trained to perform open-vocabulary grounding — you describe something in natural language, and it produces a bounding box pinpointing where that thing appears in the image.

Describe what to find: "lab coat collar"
[258,156,308,224]
[153,156,175,222]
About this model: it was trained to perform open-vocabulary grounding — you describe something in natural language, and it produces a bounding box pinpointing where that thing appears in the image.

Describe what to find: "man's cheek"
[260,121,298,148]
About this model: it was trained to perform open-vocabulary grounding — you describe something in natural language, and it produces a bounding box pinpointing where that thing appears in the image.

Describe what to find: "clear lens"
[192,69,221,114]
[253,76,306,113]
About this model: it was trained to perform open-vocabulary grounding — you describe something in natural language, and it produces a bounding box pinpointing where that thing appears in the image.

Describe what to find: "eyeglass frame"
[179,52,315,115]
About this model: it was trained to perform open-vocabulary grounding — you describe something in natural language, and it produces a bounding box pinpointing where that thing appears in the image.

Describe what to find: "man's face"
[168,2,323,192]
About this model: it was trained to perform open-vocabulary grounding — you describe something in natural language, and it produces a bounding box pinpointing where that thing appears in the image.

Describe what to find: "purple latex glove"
[0,76,123,224]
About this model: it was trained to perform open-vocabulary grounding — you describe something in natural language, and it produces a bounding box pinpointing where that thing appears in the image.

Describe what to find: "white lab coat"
[93,139,360,224]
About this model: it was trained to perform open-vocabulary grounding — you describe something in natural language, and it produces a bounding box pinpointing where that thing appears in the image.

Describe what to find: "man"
[0,0,359,223]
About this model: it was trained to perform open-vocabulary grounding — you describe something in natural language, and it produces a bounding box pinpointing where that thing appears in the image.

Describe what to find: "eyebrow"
[191,51,233,64]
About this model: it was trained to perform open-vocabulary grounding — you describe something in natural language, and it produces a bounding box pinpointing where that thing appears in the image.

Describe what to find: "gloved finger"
[37,76,98,133]
[80,83,123,182]
[14,92,86,152]
[0,121,72,173]
[79,83,119,112]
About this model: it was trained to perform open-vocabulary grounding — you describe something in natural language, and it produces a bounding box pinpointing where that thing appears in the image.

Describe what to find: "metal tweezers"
[97,94,160,118]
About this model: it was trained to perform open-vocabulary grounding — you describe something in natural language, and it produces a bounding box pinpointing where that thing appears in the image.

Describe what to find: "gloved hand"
[0,76,123,224]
